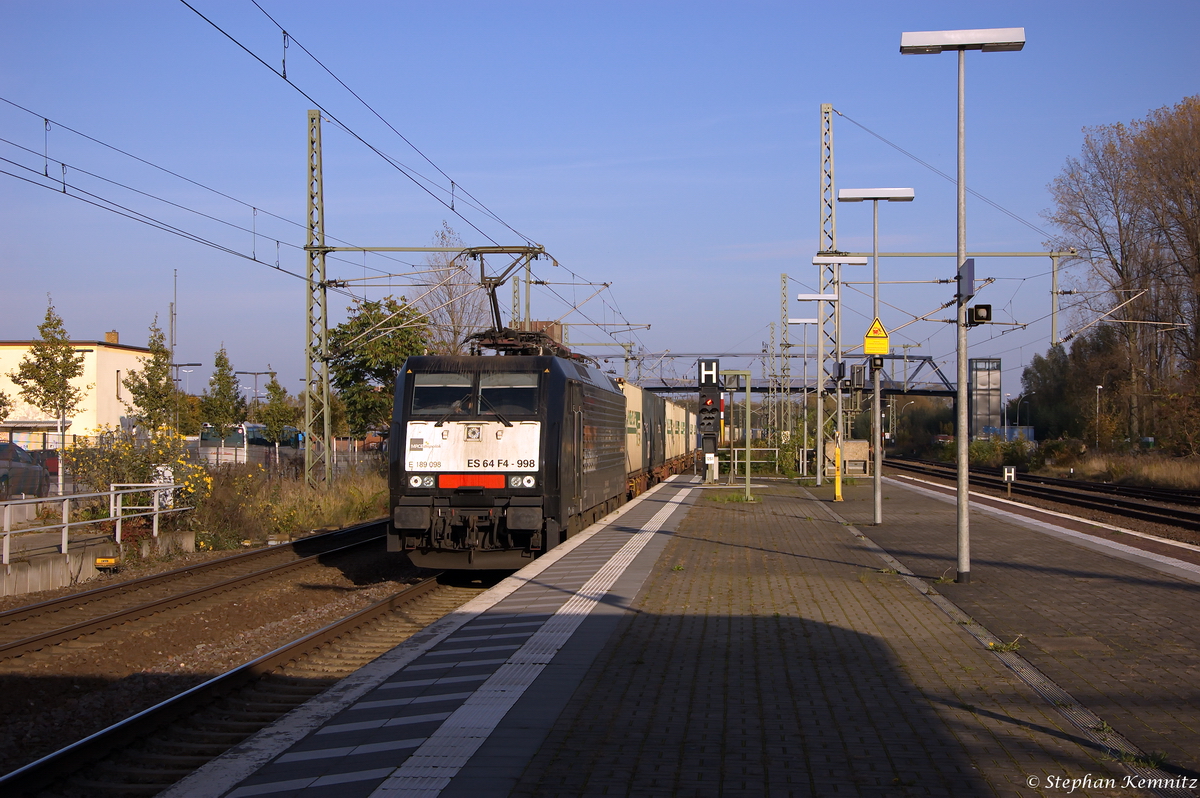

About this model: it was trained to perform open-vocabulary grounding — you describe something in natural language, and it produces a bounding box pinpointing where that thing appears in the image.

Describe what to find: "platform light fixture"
[901,26,1024,584]
[838,188,915,525]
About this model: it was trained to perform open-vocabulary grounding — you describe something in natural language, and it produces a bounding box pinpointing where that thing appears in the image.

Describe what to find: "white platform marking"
[369,486,693,798]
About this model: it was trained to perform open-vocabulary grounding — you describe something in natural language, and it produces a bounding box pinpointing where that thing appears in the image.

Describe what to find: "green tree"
[259,374,298,445]
[8,298,86,494]
[122,317,175,432]
[201,346,246,443]
[176,393,204,437]
[328,296,428,436]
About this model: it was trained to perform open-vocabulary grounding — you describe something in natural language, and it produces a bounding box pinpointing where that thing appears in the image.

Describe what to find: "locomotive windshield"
[410,372,540,417]
[479,373,538,415]
[411,374,472,414]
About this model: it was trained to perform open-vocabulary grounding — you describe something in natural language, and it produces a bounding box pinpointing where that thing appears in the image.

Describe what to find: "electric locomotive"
[388,332,628,569]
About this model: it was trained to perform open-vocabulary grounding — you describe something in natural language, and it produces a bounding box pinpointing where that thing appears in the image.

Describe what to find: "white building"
[0,331,151,448]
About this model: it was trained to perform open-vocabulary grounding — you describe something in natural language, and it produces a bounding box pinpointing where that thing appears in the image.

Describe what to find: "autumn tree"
[1131,97,1200,380]
[1044,95,1200,452]
[259,375,299,445]
[8,298,86,493]
[122,318,175,432]
[415,222,489,354]
[201,346,247,444]
[328,296,428,436]
[0,392,10,424]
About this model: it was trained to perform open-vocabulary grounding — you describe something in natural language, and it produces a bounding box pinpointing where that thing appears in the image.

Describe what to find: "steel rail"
[0,523,387,659]
[0,537,375,659]
[0,519,384,628]
[0,575,443,796]
[896,457,1200,506]
[886,460,1200,531]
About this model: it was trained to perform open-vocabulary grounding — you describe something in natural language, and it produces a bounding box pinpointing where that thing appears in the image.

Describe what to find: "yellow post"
[834,445,844,502]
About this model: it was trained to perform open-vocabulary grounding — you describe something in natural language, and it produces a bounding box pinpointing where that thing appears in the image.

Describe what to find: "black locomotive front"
[388,354,626,569]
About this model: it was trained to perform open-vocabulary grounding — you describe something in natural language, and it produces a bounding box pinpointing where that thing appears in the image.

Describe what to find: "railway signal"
[698,358,720,481]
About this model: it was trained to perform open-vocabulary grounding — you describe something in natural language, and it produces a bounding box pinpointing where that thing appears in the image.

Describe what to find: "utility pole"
[302,110,549,487]
[816,103,837,485]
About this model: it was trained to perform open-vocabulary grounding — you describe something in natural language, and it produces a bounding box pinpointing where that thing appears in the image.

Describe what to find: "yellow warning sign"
[864,317,889,355]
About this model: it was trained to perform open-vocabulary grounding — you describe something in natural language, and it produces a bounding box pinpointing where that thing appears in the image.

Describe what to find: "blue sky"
[3,1,1197,401]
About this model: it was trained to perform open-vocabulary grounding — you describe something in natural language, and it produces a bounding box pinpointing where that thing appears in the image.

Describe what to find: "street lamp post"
[1095,385,1103,451]
[171,362,202,432]
[838,187,914,525]
[1004,392,1011,440]
[901,26,1025,584]
[1019,392,1034,427]
[235,370,276,415]
[897,400,915,440]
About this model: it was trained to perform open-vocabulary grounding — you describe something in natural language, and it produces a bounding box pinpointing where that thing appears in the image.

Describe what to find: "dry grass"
[190,464,388,549]
[1052,454,1200,490]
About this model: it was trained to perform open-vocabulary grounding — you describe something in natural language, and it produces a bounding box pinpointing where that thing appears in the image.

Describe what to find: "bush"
[187,463,388,549]
[62,427,209,522]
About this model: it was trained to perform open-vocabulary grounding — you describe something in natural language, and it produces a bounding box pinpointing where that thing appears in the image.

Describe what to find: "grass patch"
[190,463,388,549]
[1115,750,1168,769]
[987,634,1024,652]
[705,491,754,503]
[1042,453,1200,490]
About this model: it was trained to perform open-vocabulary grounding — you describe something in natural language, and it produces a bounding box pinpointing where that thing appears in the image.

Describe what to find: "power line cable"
[248,1,529,243]
[178,0,509,248]
[832,107,1050,240]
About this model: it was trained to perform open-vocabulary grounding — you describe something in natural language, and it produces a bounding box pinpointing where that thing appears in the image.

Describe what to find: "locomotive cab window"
[411,373,473,415]
[479,373,539,416]
[411,372,540,417]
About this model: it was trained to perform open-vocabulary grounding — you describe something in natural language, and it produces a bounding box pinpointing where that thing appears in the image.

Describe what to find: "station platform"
[165,474,1200,798]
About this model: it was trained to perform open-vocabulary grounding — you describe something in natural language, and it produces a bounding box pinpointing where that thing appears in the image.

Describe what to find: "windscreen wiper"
[477,393,514,427]
[434,392,475,427]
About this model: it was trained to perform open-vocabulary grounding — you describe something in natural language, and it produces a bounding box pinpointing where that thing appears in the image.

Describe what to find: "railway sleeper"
[152,739,230,754]
[187,717,267,734]
[164,726,247,744]
[124,750,214,767]
[206,708,283,723]
[68,777,171,795]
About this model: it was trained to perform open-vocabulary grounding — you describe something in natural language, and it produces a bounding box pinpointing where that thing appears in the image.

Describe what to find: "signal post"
[698,358,720,483]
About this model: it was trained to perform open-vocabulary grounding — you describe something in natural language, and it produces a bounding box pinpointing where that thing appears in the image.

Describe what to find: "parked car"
[0,442,51,499]
[29,448,59,476]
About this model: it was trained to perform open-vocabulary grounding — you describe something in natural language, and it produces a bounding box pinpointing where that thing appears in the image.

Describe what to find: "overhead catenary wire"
[179,1,648,352]
[832,107,1050,240]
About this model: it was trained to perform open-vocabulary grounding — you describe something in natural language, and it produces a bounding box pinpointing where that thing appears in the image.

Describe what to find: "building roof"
[0,340,151,354]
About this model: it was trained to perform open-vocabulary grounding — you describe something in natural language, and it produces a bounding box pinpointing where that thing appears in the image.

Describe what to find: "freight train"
[387,330,697,569]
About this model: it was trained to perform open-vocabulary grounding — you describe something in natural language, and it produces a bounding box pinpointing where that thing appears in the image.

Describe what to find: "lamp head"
[837,188,915,202]
[900,28,1025,54]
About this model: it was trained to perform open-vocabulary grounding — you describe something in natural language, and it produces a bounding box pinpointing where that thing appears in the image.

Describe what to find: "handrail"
[1,484,192,565]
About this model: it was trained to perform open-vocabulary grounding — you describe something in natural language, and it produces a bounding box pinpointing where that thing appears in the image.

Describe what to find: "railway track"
[0,521,386,661]
[1,573,486,797]
[886,459,1200,532]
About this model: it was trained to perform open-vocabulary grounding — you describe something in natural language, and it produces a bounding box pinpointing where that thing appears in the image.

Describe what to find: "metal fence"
[1,484,191,566]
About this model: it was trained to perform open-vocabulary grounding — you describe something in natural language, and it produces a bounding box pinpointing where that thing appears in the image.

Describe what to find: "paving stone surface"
[829,478,1200,779]
[511,482,1149,797]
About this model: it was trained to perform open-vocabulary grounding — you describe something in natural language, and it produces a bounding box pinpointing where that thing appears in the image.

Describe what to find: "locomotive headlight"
[522,475,536,488]
[509,475,522,488]
[409,476,422,488]
[422,476,435,487]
